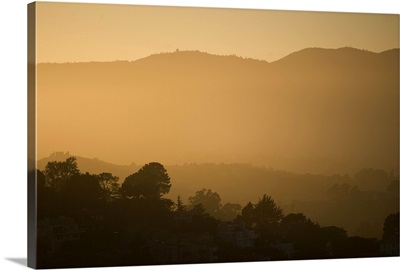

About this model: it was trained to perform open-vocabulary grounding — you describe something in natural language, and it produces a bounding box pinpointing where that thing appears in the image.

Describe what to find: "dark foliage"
[36,157,396,268]
[121,162,171,199]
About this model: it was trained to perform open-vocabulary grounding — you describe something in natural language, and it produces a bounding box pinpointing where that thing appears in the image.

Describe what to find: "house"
[217,222,258,248]
[380,239,399,256]
[173,210,192,225]
[147,233,218,264]
[269,241,295,258]
[38,216,84,255]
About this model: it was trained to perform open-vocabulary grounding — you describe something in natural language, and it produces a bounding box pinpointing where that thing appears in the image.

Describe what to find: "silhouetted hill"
[271,47,398,76]
[37,152,342,205]
[275,47,376,64]
[37,152,139,181]
[37,47,399,175]
[37,152,397,209]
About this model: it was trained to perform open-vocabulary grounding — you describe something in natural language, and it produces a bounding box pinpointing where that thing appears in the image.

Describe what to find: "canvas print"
[28,2,399,269]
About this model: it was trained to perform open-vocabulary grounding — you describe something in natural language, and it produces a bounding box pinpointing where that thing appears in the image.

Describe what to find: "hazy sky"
[36,2,399,63]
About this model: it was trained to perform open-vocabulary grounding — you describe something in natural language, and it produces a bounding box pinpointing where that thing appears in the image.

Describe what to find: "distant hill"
[37,152,341,204]
[37,47,399,175]
[37,152,139,181]
[38,152,344,204]
[37,152,395,205]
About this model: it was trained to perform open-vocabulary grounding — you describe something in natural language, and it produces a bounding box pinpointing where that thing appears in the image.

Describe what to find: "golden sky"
[36,2,399,63]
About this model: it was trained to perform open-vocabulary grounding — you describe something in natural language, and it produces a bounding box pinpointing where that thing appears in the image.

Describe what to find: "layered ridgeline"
[37,152,399,238]
[37,47,399,175]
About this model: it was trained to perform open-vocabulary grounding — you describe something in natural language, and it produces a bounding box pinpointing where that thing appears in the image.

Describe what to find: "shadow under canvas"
[5,258,27,267]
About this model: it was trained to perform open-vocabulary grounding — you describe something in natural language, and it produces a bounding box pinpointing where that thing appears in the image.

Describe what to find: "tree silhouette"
[175,195,185,212]
[37,169,58,219]
[321,226,347,243]
[217,203,242,221]
[188,189,221,216]
[239,195,283,229]
[240,202,255,227]
[320,226,348,257]
[382,212,399,241]
[63,172,103,208]
[187,203,218,233]
[280,213,324,258]
[44,157,80,192]
[36,157,396,266]
[97,172,120,202]
[121,162,171,199]
[254,194,284,226]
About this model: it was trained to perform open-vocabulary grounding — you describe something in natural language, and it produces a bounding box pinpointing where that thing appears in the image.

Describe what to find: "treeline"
[166,163,399,238]
[38,153,399,238]
[36,157,399,268]
[284,169,399,238]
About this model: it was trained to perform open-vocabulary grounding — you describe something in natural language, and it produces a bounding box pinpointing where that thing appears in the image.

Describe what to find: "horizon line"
[36,46,399,65]
[37,151,399,177]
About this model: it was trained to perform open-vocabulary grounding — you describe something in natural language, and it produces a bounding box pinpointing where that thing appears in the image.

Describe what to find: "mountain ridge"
[36,46,399,175]
[37,47,399,65]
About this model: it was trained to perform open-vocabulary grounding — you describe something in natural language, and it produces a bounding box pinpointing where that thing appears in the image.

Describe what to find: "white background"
[0,0,399,269]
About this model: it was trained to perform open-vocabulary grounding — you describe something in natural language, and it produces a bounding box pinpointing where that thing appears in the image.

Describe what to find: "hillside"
[37,152,139,181]
[37,151,396,204]
[37,48,399,175]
